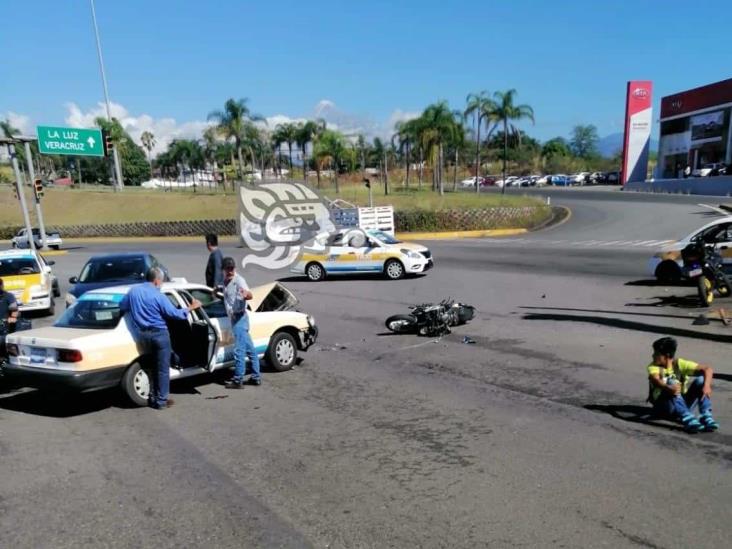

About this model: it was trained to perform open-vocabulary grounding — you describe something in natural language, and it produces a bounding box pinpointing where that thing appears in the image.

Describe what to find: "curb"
[396,228,528,240]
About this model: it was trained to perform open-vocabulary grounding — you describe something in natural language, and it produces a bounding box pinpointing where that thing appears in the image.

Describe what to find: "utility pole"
[5,141,36,252]
[24,140,48,249]
[90,0,124,190]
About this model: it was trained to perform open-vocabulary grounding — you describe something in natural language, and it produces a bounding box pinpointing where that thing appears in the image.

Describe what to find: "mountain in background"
[597,133,659,158]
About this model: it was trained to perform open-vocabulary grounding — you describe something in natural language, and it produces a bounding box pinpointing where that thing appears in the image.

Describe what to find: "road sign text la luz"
[36,125,104,157]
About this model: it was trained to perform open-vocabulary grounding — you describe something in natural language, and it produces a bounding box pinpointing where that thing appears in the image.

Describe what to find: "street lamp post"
[90,0,124,190]
[2,139,36,252]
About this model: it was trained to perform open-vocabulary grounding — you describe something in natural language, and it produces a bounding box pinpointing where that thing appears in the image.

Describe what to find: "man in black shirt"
[205,234,224,290]
[0,278,19,358]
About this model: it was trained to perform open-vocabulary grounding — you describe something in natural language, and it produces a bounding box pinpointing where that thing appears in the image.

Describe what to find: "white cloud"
[388,109,420,128]
[2,111,33,135]
[64,102,211,156]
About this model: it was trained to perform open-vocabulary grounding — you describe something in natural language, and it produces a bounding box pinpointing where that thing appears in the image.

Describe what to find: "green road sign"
[37,125,104,157]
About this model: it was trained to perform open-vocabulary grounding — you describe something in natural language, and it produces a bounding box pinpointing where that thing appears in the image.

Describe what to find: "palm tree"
[296,121,318,183]
[274,122,298,177]
[491,89,535,194]
[140,131,156,176]
[315,130,346,193]
[1,119,19,138]
[207,98,264,180]
[464,91,497,193]
[392,120,415,189]
[449,111,467,191]
[416,101,455,195]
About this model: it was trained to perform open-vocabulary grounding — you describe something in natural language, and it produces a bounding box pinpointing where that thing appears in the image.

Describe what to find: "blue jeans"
[139,328,172,408]
[232,314,260,382]
[653,376,712,420]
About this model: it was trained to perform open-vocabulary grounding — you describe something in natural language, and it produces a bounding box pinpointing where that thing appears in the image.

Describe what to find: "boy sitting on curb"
[647,337,719,433]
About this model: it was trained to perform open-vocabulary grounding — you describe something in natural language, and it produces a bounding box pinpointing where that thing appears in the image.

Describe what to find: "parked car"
[0,249,57,315]
[479,176,497,187]
[4,281,318,406]
[65,252,171,307]
[11,228,63,250]
[568,173,589,185]
[292,228,433,281]
[460,176,484,188]
[650,216,732,282]
[693,163,727,177]
[549,174,570,186]
[605,171,620,184]
[535,175,550,186]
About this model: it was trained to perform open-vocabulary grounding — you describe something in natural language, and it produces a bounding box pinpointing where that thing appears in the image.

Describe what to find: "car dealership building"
[658,77,732,179]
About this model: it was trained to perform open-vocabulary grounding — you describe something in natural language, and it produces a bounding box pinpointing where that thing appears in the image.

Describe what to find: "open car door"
[177,289,219,371]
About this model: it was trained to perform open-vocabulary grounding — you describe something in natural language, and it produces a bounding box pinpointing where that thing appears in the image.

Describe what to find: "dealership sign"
[621,81,653,185]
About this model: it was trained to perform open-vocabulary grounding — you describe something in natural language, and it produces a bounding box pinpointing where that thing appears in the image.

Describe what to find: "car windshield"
[55,295,123,329]
[0,257,40,276]
[368,230,400,244]
[79,257,146,283]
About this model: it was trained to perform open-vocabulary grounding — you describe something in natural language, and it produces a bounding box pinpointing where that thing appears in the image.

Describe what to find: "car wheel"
[47,297,55,317]
[655,260,682,284]
[266,331,298,372]
[52,280,60,298]
[121,361,151,407]
[384,259,405,280]
[305,262,326,282]
[51,245,60,250]
[11,242,17,249]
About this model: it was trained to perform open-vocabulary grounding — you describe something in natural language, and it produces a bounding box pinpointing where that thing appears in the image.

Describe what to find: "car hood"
[70,280,143,298]
[249,282,299,312]
[396,242,429,253]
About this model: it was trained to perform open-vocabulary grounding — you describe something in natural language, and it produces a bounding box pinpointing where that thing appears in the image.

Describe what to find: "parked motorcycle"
[680,242,731,307]
[385,299,475,336]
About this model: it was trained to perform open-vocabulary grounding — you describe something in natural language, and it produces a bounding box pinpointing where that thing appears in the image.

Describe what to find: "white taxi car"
[0,249,58,315]
[650,216,732,282]
[292,228,433,281]
[4,281,317,406]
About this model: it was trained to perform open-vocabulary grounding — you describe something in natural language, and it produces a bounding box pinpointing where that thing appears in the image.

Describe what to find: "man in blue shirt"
[120,267,201,409]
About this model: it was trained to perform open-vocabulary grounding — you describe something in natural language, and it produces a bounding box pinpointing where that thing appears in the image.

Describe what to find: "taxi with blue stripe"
[292,228,433,281]
[4,281,317,406]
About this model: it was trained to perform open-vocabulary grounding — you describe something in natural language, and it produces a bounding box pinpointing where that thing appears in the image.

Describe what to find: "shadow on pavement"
[584,404,686,433]
[714,373,732,382]
[522,312,732,343]
[624,279,690,288]
[519,306,714,323]
[0,387,120,418]
[277,274,427,283]
[625,295,708,309]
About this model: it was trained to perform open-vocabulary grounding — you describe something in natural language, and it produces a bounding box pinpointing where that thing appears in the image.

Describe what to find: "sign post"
[36,125,104,157]
[6,143,36,252]
[24,141,48,249]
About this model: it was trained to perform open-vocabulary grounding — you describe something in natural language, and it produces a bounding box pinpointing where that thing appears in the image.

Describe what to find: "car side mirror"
[69,276,78,284]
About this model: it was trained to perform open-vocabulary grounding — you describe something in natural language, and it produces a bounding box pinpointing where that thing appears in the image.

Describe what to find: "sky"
[2,0,731,155]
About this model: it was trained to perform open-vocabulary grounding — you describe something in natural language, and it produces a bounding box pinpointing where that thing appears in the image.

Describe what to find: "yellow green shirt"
[647,358,699,402]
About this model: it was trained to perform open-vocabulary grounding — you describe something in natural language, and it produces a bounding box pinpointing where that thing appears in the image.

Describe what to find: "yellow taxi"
[0,249,57,316]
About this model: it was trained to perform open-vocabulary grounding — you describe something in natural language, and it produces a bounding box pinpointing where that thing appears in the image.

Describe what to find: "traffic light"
[363,177,371,189]
[104,131,114,156]
[33,178,44,200]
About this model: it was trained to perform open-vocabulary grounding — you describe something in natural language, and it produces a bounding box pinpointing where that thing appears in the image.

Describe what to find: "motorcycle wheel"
[697,276,713,307]
[385,314,417,333]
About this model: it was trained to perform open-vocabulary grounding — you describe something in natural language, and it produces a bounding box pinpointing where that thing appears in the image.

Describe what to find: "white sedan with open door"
[4,281,318,406]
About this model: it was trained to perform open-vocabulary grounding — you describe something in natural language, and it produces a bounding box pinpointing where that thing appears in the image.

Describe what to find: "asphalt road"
[1,188,731,548]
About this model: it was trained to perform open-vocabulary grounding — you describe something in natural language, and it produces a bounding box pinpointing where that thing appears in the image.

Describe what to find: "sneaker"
[681,414,703,433]
[225,379,243,389]
[246,377,262,386]
[699,413,719,432]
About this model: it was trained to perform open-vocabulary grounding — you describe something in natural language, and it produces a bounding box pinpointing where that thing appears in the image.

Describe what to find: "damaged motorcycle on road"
[385,299,475,336]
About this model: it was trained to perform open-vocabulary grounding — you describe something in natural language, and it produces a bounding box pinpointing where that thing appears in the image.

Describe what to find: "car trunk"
[248,282,299,312]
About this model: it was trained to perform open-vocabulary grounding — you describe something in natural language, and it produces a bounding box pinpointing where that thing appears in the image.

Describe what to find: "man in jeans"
[222,257,261,389]
[647,336,719,432]
[121,267,201,409]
